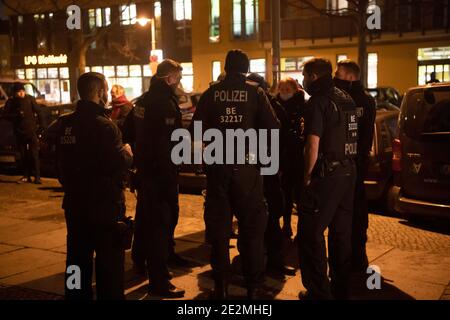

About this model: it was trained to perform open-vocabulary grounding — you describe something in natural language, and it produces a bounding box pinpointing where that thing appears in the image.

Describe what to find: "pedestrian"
[136,59,186,298]
[46,72,133,300]
[3,82,46,184]
[247,73,296,277]
[298,58,358,300]
[110,84,133,132]
[334,60,376,274]
[276,77,307,239]
[190,50,279,299]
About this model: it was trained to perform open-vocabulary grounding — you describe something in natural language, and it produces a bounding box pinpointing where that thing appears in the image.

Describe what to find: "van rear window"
[401,87,450,138]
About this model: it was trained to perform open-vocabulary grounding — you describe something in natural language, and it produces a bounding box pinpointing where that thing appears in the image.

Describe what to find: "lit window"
[37,68,47,79]
[327,0,348,12]
[250,59,265,77]
[367,53,378,89]
[48,68,58,79]
[212,61,221,81]
[143,64,152,77]
[18,15,23,25]
[59,67,69,79]
[154,2,161,18]
[89,9,96,29]
[103,66,115,78]
[91,66,103,73]
[174,0,192,21]
[121,4,137,25]
[105,8,111,26]
[96,8,102,27]
[180,62,194,92]
[49,13,53,19]
[232,0,258,38]
[337,54,348,63]
[129,65,142,77]
[209,0,220,43]
[16,69,25,80]
[25,68,36,80]
[116,65,129,77]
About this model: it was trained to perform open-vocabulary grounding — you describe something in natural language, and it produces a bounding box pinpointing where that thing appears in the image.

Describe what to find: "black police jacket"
[3,95,46,138]
[190,73,279,163]
[137,78,182,180]
[46,100,132,225]
[304,75,358,162]
[333,78,376,160]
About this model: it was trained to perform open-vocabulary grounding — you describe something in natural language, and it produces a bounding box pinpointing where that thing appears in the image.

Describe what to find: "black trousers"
[141,175,179,289]
[132,181,179,268]
[352,159,369,271]
[64,209,124,300]
[281,161,302,233]
[298,164,356,300]
[263,173,285,264]
[205,165,267,289]
[17,134,40,179]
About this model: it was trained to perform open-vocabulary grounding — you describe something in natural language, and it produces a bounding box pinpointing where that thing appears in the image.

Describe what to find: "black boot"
[210,279,228,300]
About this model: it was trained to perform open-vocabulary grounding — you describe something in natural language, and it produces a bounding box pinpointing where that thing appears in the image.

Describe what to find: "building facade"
[6,0,193,103]
[192,0,450,94]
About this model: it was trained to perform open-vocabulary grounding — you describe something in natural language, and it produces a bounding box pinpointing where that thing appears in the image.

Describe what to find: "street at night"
[0,174,449,300]
[0,0,450,311]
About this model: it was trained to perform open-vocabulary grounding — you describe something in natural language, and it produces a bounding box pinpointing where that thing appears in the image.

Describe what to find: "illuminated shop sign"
[24,54,68,66]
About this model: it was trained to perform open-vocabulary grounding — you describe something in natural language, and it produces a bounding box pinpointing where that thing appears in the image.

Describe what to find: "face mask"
[280,93,293,101]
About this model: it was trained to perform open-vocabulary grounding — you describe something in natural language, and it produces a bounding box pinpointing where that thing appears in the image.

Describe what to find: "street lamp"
[136,17,156,51]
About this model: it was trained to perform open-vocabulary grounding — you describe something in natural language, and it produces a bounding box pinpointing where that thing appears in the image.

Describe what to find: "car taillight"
[392,138,402,172]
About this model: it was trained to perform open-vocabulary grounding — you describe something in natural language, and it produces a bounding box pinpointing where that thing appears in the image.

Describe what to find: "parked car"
[393,82,450,220]
[368,87,402,111]
[365,109,399,212]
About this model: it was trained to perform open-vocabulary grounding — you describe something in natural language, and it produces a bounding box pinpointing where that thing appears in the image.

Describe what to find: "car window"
[0,83,14,97]
[401,87,450,138]
[385,116,399,139]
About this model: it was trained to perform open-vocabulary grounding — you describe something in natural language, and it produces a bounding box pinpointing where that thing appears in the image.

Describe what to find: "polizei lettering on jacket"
[214,90,248,102]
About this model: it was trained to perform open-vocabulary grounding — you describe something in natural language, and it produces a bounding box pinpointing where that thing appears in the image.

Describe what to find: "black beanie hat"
[224,49,249,74]
[13,82,25,93]
[247,73,268,91]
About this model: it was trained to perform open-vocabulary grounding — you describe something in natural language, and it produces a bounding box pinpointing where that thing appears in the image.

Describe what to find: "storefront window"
[116,65,128,77]
[16,69,25,79]
[103,66,115,78]
[59,67,69,79]
[36,79,60,102]
[116,77,142,99]
[48,68,58,79]
[249,58,265,77]
[129,65,142,77]
[417,47,450,85]
[37,68,47,79]
[143,64,152,77]
[91,66,103,73]
[25,68,36,80]
[209,0,220,43]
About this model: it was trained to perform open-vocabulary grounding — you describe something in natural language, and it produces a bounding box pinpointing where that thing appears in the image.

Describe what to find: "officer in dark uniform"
[247,73,296,277]
[191,50,279,299]
[3,82,46,184]
[46,72,133,299]
[137,59,185,298]
[334,60,376,273]
[298,58,358,300]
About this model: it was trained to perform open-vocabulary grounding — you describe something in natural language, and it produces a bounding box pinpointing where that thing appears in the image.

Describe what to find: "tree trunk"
[357,0,368,87]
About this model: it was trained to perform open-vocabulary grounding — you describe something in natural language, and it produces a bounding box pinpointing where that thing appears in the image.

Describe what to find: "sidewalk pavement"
[0,175,449,300]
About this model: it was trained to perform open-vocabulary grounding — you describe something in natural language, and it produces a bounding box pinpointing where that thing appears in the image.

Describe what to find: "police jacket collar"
[224,73,247,82]
[76,100,108,117]
[308,74,334,96]
[333,78,364,93]
[149,77,176,98]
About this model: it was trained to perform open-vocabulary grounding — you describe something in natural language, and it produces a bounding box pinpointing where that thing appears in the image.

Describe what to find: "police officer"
[46,72,133,299]
[137,59,185,298]
[247,73,296,277]
[191,50,279,299]
[3,82,46,184]
[334,60,376,274]
[298,58,357,300]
